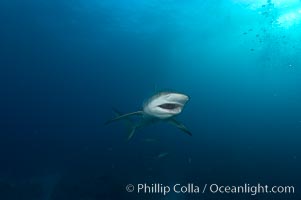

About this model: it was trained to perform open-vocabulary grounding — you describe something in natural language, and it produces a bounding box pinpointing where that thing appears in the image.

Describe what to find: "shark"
[105,92,191,140]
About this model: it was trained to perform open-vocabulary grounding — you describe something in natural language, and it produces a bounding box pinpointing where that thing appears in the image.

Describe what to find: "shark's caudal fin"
[168,118,192,136]
[106,109,142,141]
[105,110,143,125]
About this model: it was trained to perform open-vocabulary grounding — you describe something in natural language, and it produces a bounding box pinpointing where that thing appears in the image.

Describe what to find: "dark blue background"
[1,0,300,199]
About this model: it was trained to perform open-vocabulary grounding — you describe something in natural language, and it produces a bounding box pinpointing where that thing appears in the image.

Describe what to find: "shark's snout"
[143,92,189,119]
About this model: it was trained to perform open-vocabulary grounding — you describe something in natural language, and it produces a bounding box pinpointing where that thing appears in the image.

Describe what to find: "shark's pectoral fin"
[168,118,192,136]
[109,108,139,141]
[112,108,124,117]
[105,111,143,125]
[112,108,134,126]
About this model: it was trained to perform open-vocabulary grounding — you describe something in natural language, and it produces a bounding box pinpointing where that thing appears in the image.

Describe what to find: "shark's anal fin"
[105,111,143,125]
[168,118,192,136]
[127,126,137,141]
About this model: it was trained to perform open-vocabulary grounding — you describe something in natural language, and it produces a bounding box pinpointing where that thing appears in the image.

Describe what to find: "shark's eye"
[159,103,179,110]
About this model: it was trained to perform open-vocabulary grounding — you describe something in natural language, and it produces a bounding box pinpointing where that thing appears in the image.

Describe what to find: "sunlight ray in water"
[277,8,301,28]
[233,0,300,9]
[233,0,301,28]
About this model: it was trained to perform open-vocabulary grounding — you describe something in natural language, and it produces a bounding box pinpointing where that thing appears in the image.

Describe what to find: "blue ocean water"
[1,0,301,199]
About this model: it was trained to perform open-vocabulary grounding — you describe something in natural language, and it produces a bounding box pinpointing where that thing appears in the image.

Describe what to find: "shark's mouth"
[143,92,189,119]
[158,103,182,110]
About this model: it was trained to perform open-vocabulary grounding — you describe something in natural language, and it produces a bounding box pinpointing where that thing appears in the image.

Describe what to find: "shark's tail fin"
[107,108,141,141]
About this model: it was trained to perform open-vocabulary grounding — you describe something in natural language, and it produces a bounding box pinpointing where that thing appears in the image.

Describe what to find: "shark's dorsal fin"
[105,111,143,125]
[168,118,192,136]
